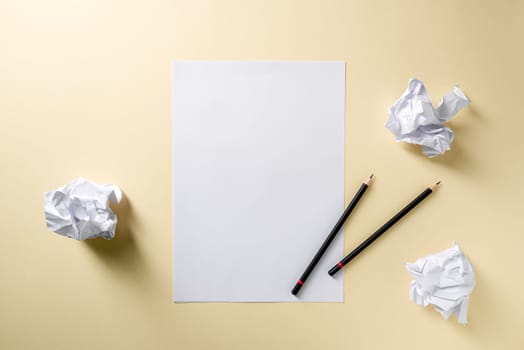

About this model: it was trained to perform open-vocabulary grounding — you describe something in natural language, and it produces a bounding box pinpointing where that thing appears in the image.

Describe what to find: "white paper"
[405,243,475,325]
[385,78,470,157]
[172,61,345,302]
[44,178,122,240]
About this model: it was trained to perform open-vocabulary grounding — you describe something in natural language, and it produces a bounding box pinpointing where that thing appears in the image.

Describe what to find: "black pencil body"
[328,187,434,276]
[291,181,370,295]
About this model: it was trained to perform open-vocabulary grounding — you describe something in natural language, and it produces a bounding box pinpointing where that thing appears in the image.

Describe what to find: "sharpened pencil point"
[429,181,441,191]
[365,173,374,185]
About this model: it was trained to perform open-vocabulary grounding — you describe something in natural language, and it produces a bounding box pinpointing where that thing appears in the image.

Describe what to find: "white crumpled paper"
[44,178,122,240]
[385,78,470,157]
[405,243,475,325]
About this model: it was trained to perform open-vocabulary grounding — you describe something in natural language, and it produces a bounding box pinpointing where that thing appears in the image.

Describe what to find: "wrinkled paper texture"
[405,243,475,325]
[385,78,470,157]
[44,178,122,240]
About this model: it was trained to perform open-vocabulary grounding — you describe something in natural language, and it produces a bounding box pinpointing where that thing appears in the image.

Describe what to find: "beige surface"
[1,1,523,349]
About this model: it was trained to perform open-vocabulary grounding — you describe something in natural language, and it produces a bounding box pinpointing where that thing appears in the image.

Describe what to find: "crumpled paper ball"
[405,243,475,325]
[385,78,470,158]
[44,177,122,240]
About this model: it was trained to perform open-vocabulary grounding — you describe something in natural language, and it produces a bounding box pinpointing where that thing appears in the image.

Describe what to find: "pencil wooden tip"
[365,173,374,185]
[429,181,441,191]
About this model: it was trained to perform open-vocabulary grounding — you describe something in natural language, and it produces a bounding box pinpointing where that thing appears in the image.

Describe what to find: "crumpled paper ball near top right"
[385,78,470,157]
[405,243,475,325]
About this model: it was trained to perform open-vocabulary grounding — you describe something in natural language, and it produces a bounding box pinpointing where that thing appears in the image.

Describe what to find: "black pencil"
[328,181,441,276]
[291,174,374,296]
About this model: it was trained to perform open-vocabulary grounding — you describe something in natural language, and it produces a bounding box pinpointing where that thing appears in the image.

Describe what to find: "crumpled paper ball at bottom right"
[405,243,475,325]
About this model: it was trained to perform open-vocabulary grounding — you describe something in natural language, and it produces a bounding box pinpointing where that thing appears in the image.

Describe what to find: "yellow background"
[1,1,523,349]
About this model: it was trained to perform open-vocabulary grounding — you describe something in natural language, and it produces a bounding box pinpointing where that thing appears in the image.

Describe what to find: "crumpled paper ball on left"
[44,178,122,240]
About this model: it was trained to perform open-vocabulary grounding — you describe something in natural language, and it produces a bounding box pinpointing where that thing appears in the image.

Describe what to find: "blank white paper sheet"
[172,61,345,302]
